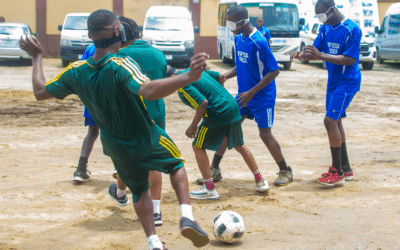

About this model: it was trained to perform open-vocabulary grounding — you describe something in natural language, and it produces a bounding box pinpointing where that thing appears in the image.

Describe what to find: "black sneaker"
[151,242,168,250]
[73,169,91,183]
[154,212,163,226]
[180,217,210,248]
[108,183,129,206]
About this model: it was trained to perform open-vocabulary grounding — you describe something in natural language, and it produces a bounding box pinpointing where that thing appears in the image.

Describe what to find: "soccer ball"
[213,211,245,243]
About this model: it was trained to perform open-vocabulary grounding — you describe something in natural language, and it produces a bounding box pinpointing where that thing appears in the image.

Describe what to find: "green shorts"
[112,134,184,203]
[193,120,244,151]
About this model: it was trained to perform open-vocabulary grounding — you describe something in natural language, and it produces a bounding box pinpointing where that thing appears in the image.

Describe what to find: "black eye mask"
[93,25,127,48]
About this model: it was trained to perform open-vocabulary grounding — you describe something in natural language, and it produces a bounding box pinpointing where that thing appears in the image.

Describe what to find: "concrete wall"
[0,0,36,32]
[47,0,113,35]
[124,0,189,25]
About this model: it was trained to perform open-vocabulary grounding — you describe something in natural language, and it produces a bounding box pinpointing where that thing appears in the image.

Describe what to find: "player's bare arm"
[223,67,237,80]
[303,46,356,65]
[139,53,209,101]
[186,100,208,138]
[19,36,52,101]
[237,69,279,108]
[217,74,227,86]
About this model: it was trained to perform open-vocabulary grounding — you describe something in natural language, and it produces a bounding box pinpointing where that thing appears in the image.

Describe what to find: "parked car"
[375,3,400,63]
[142,6,199,66]
[300,21,376,70]
[0,23,36,64]
[58,13,91,67]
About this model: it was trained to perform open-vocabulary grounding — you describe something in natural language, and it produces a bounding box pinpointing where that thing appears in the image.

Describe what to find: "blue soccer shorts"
[240,106,275,128]
[326,87,357,121]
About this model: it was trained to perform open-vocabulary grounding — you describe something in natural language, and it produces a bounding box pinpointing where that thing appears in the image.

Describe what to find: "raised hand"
[19,35,44,58]
[187,53,209,82]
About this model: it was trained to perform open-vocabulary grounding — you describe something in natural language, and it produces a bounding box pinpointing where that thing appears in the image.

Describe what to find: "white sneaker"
[256,178,270,193]
[189,186,220,200]
[112,170,118,179]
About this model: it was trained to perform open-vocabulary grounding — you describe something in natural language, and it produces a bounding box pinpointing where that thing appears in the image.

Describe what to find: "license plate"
[78,54,83,59]
[165,55,172,60]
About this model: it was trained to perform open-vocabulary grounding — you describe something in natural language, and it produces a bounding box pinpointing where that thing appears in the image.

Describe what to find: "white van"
[58,13,92,67]
[142,6,199,65]
[375,3,400,63]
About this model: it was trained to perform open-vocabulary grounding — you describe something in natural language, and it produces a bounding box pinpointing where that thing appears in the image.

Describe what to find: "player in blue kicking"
[216,5,293,186]
[295,0,361,186]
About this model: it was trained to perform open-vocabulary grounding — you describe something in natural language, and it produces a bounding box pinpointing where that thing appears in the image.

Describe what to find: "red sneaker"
[318,172,345,186]
[321,166,337,177]
[343,170,354,181]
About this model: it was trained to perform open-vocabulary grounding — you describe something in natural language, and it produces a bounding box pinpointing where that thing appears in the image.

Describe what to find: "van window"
[381,16,388,33]
[311,23,320,34]
[218,4,229,27]
[145,17,192,31]
[64,16,88,30]
[243,3,299,32]
[388,14,400,35]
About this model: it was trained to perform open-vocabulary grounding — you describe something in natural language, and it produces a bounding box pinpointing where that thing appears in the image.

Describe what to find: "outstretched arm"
[186,100,208,138]
[19,36,53,100]
[223,67,237,80]
[303,46,356,65]
[139,53,209,101]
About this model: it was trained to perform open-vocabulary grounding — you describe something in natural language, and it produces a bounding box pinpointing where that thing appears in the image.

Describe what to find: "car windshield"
[64,16,88,30]
[244,3,299,32]
[0,26,25,36]
[145,17,192,31]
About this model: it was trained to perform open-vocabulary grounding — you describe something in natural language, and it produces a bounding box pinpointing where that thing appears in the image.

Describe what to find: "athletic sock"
[252,170,262,183]
[277,158,288,171]
[211,154,223,170]
[330,147,343,175]
[147,235,163,250]
[77,157,88,172]
[341,142,351,172]
[204,178,215,190]
[116,188,126,198]
[180,204,195,221]
[152,200,161,214]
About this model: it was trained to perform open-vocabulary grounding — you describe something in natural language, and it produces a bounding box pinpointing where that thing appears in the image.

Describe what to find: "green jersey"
[118,40,166,120]
[45,54,163,161]
[177,69,241,128]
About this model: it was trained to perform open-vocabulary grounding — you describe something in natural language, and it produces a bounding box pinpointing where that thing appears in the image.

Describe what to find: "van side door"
[386,14,400,60]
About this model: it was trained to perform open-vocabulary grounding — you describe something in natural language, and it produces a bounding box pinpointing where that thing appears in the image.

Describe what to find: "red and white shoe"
[321,166,337,177]
[318,172,344,186]
[343,170,354,181]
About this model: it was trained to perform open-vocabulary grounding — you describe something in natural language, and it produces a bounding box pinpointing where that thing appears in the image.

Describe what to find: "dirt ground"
[0,58,399,250]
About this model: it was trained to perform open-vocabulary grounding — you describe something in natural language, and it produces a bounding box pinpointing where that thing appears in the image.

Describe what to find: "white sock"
[180,204,195,221]
[117,188,126,198]
[152,200,161,214]
[147,235,162,250]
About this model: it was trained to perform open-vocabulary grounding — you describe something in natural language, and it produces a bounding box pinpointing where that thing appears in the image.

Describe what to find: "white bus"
[218,0,304,70]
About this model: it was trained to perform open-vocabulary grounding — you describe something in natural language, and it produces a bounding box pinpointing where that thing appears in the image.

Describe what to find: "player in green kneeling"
[169,67,270,199]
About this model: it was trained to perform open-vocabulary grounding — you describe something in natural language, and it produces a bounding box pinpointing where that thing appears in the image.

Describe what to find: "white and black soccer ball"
[213,211,245,243]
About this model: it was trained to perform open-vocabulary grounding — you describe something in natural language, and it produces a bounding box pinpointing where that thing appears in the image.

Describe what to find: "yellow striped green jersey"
[177,70,241,128]
[45,54,164,161]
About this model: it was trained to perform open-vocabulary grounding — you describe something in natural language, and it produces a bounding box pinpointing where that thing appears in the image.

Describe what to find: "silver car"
[0,23,35,63]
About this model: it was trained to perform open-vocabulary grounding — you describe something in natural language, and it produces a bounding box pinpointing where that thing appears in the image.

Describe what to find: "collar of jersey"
[87,54,117,67]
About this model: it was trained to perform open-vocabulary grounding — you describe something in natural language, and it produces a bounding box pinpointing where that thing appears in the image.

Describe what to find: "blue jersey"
[313,19,362,94]
[81,44,95,60]
[257,26,271,41]
[234,28,279,108]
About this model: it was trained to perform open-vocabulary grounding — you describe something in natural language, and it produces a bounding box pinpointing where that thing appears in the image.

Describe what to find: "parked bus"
[218,0,304,70]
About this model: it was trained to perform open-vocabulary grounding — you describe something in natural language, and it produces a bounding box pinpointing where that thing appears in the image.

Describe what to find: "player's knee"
[324,116,337,130]
[259,128,272,140]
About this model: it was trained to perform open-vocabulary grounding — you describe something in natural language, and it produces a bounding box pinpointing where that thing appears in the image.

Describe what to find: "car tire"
[321,61,327,69]
[283,62,291,70]
[62,60,70,67]
[362,62,374,70]
[376,49,384,64]
[300,43,309,64]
